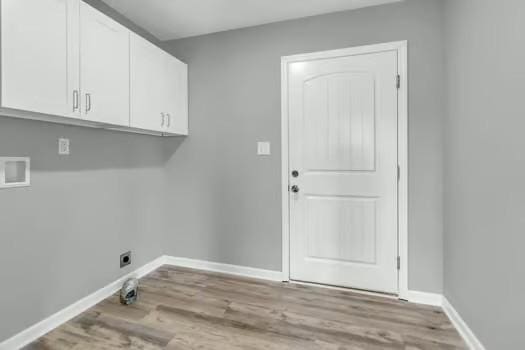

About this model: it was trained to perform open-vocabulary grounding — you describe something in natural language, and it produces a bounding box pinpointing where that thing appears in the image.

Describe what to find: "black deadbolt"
[291,170,299,178]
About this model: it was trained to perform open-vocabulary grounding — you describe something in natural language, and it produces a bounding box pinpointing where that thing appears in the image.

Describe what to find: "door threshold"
[289,279,399,300]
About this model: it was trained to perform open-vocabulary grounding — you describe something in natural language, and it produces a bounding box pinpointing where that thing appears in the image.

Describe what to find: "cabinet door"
[79,1,129,126]
[164,55,189,135]
[130,34,166,132]
[1,0,80,118]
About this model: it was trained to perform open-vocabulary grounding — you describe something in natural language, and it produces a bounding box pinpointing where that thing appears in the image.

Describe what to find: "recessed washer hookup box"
[0,157,30,189]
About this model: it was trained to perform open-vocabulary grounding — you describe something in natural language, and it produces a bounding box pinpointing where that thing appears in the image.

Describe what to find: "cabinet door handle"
[166,113,171,128]
[85,93,92,113]
[73,90,79,111]
[161,112,165,127]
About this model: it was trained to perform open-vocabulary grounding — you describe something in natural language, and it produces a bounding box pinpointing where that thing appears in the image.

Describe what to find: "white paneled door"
[287,49,399,293]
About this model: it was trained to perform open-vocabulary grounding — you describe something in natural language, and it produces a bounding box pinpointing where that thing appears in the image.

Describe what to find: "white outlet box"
[257,142,271,156]
[58,138,70,155]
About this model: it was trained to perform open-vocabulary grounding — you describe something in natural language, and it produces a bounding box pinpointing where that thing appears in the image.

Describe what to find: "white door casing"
[281,41,408,296]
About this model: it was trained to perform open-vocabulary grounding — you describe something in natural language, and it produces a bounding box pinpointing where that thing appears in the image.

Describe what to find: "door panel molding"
[281,41,408,299]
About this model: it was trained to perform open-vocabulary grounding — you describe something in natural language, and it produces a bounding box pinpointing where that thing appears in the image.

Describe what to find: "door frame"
[280,40,408,299]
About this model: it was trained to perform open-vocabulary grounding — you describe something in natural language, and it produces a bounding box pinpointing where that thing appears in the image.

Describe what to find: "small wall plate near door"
[0,157,30,189]
[257,142,271,155]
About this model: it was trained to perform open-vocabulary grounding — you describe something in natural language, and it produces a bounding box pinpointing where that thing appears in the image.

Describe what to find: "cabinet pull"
[85,93,92,113]
[161,112,165,127]
[166,113,171,128]
[73,90,79,111]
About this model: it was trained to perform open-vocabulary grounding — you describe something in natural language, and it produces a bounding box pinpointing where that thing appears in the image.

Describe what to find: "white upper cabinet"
[79,1,130,126]
[130,33,166,132]
[1,0,79,118]
[164,54,189,135]
[130,34,188,134]
[0,0,188,136]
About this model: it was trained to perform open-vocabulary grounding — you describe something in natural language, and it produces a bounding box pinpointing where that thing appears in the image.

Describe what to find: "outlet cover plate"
[120,251,132,268]
[58,138,70,155]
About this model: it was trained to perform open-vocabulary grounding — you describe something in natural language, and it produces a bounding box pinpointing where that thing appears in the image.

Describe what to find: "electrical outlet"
[58,138,70,155]
[120,251,132,268]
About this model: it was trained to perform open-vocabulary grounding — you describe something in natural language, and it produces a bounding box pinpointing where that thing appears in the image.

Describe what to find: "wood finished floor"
[25,266,466,350]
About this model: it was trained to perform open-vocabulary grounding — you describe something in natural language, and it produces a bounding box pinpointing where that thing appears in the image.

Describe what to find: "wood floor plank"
[24,266,466,349]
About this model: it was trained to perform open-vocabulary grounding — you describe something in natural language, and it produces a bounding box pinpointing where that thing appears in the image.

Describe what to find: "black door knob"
[291,185,299,193]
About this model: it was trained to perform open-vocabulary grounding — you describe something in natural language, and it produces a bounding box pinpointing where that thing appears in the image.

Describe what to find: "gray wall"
[0,1,167,342]
[163,0,446,293]
[443,0,525,348]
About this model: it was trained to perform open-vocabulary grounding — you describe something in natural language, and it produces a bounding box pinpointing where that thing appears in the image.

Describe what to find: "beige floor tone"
[25,266,466,349]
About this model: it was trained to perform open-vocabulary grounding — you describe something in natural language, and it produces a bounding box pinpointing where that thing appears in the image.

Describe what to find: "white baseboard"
[163,256,284,282]
[400,291,485,350]
[442,297,486,350]
[404,290,443,307]
[0,256,165,350]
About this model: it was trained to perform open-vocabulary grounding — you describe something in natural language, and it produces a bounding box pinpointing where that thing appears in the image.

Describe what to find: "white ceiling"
[101,0,402,41]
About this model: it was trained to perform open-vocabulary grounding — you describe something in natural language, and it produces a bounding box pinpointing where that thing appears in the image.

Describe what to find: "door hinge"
[397,164,400,182]
[396,74,401,89]
[397,256,401,270]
